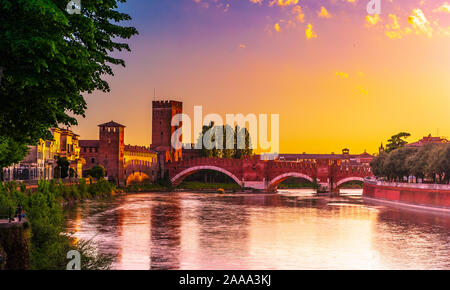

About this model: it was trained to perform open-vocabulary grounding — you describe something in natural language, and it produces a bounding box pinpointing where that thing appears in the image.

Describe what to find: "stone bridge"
[167,157,372,192]
[124,160,156,185]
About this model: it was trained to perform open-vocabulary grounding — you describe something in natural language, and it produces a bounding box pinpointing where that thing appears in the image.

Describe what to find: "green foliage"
[0,137,29,171]
[125,183,168,193]
[384,147,417,180]
[87,165,106,180]
[277,178,315,189]
[371,143,450,183]
[197,122,253,159]
[0,0,138,165]
[371,152,388,177]
[157,174,173,189]
[69,168,76,179]
[385,132,411,153]
[0,180,115,269]
[55,156,70,179]
[87,178,114,198]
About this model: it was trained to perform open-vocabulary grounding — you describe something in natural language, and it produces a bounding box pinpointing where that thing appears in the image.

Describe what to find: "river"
[65,190,450,270]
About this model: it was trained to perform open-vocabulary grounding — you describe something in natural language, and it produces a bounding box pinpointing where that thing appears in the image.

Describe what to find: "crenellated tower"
[151,100,183,163]
[98,121,126,185]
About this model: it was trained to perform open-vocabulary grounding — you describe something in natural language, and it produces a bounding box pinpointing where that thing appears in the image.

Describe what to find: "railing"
[364,178,450,190]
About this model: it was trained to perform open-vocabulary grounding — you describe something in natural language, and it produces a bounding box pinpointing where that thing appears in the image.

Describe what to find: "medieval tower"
[98,121,126,185]
[151,100,183,163]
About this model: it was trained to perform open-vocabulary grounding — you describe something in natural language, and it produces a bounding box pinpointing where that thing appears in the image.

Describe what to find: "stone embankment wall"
[363,180,450,209]
[0,219,30,270]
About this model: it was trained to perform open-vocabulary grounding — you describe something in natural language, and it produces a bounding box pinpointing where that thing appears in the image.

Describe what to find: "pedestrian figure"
[16,205,23,222]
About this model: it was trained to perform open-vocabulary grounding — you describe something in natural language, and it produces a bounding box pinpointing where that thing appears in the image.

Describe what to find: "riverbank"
[124,181,363,195]
[0,179,116,269]
[363,179,450,213]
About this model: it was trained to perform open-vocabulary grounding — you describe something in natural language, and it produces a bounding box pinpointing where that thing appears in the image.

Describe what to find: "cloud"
[318,6,332,19]
[269,0,299,7]
[408,9,433,37]
[274,22,282,32]
[335,72,349,78]
[434,2,450,13]
[358,85,369,95]
[305,24,317,39]
[292,5,305,23]
[365,14,380,26]
[385,14,408,39]
[193,0,209,9]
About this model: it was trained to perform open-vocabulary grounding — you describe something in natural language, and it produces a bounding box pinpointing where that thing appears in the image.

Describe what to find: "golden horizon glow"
[73,0,450,155]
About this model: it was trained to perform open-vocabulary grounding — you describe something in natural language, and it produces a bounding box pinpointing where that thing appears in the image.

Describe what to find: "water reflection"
[150,197,181,269]
[65,191,450,270]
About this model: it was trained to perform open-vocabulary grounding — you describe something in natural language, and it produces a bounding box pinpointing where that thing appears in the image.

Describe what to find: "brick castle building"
[79,101,184,185]
[150,100,183,163]
[80,121,158,185]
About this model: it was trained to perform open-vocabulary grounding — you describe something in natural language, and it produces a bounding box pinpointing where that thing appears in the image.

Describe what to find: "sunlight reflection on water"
[65,191,450,270]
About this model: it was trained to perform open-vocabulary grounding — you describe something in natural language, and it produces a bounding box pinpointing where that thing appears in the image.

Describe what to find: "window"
[91,158,95,164]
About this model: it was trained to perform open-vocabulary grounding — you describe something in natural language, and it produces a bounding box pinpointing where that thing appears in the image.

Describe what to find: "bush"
[87,165,106,180]
[0,180,114,270]
[371,143,450,183]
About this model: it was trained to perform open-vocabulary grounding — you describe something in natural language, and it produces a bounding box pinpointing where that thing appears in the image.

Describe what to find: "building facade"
[151,100,183,163]
[80,121,158,185]
[2,128,83,182]
[405,134,449,148]
[278,148,374,166]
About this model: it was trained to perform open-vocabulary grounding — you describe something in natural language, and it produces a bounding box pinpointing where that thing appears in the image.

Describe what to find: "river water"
[65,190,450,270]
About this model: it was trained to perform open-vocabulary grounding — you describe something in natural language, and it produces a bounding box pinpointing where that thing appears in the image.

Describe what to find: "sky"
[73,0,450,155]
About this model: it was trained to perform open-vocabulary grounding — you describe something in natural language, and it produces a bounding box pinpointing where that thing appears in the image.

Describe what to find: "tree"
[406,143,436,180]
[234,125,253,159]
[0,138,29,181]
[383,147,416,181]
[0,0,138,167]
[69,168,77,179]
[55,156,70,179]
[385,132,411,153]
[197,122,253,159]
[437,144,450,183]
[426,144,446,183]
[87,165,106,180]
[370,152,388,178]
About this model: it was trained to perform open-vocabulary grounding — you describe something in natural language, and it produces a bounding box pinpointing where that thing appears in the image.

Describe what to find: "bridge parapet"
[168,157,373,192]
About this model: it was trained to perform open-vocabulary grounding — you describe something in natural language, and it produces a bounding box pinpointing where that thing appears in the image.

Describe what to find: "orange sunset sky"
[73,0,450,154]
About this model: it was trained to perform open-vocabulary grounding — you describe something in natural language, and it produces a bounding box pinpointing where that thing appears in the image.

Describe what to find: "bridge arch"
[268,172,314,190]
[126,171,151,185]
[171,165,241,186]
[334,177,364,188]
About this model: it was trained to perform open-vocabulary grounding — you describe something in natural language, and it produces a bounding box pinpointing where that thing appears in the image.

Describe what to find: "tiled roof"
[98,121,126,128]
[406,136,448,147]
